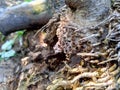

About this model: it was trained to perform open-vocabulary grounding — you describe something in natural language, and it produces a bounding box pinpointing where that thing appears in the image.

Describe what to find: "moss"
[31,0,49,15]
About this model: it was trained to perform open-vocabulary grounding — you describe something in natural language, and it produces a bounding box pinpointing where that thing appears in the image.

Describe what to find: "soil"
[0,0,24,90]
[0,0,120,90]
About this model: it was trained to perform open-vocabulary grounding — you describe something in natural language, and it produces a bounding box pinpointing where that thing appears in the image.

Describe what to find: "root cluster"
[37,1,120,90]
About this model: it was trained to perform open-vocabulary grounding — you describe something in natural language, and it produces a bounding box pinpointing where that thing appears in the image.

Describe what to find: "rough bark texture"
[0,0,65,35]
[0,0,52,35]
[44,0,111,56]
[43,1,120,89]
[65,0,111,27]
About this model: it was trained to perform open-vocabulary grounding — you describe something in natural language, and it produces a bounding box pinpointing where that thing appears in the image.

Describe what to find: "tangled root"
[47,60,120,90]
[43,1,120,90]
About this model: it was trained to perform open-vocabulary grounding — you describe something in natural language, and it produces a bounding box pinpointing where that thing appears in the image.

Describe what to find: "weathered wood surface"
[65,0,111,27]
[0,0,65,35]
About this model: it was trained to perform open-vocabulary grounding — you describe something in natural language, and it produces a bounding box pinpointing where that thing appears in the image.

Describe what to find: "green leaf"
[0,57,3,61]
[16,31,25,36]
[14,30,25,39]
[15,30,25,46]
[1,39,15,51]
[19,37,23,46]
[0,32,5,41]
[0,50,16,59]
[24,0,32,2]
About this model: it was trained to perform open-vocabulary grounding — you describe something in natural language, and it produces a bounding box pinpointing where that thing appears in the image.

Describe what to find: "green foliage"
[111,0,115,2]
[0,32,5,42]
[0,39,16,60]
[1,39,15,51]
[15,30,25,46]
[0,50,16,59]
[0,30,25,60]
[111,0,115,5]
[24,0,32,2]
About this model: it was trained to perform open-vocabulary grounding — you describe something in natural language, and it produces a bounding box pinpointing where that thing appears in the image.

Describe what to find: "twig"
[68,66,88,74]
[84,79,113,87]
[79,34,100,41]
[98,57,118,65]
[77,52,106,57]
[77,53,99,57]
[70,72,98,83]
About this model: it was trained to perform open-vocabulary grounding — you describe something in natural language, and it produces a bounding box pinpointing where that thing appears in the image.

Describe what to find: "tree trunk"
[46,0,112,56]
[65,0,111,27]
[0,0,65,35]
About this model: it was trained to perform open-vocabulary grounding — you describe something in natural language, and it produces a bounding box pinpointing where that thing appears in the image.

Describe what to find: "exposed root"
[4,0,120,90]
[32,1,120,90]
[98,57,118,65]
[47,61,120,90]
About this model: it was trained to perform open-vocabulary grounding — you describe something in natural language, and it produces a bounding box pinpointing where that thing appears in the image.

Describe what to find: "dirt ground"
[0,0,24,89]
[0,0,120,90]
